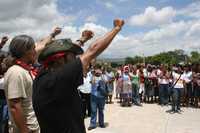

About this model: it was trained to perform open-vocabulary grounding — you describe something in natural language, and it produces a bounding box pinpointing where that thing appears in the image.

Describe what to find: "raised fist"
[113,19,124,28]
[1,36,8,43]
[52,27,62,37]
[81,30,94,41]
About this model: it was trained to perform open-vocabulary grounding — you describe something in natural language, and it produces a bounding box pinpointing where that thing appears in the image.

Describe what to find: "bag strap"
[171,73,182,88]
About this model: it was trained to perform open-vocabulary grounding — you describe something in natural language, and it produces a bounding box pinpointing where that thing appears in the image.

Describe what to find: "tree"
[190,51,200,63]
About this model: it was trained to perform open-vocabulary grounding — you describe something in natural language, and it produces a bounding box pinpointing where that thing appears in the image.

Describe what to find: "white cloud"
[0,0,76,39]
[105,2,114,9]
[128,6,176,26]
[85,15,98,23]
[186,21,200,37]
[100,19,200,58]
[177,1,200,18]
[118,0,130,2]
[1,0,200,58]
[143,21,190,41]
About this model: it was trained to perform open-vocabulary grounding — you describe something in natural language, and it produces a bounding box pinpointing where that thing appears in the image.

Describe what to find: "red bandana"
[43,52,66,68]
[15,60,38,79]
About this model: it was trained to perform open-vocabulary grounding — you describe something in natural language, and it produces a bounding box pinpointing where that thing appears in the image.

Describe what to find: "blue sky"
[56,0,195,34]
[0,0,200,58]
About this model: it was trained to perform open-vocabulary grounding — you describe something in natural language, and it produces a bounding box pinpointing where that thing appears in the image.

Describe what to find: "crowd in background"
[76,61,200,131]
[115,63,200,110]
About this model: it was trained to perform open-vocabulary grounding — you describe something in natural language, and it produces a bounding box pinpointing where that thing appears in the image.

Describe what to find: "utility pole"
[143,53,145,65]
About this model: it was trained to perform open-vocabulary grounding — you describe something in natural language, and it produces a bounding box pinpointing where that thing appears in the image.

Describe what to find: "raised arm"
[0,36,8,49]
[35,27,62,57]
[80,19,124,72]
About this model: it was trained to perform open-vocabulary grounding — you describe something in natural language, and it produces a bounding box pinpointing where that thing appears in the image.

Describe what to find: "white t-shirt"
[78,72,92,94]
[143,68,148,77]
[183,71,192,83]
[172,71,184,88]
[157,69,169,84]
[4,65,39,131]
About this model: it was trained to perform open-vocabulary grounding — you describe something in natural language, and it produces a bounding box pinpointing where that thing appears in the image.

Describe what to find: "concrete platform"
[85,101,200,133]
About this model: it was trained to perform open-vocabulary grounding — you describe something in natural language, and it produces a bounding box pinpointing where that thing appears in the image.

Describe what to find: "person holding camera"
[88,65,107,130]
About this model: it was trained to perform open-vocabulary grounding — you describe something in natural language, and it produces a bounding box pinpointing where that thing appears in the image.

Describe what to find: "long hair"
[9,35,35,58]
[4,35,35,72]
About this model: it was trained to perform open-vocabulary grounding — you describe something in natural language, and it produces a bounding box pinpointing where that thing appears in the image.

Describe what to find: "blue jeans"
[0,99,9,133]
[132,84,140,104]
[171,88,183,110]
[159,84,169,104]
[90,95,105,127]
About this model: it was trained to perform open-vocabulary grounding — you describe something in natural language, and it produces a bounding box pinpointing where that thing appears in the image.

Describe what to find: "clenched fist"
[1,36,8,43]
[51,27,62,37]
[114,19,124,29]
[81,30,94,41]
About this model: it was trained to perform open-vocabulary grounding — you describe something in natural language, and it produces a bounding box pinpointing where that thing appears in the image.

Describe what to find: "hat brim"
[38,40,84,63]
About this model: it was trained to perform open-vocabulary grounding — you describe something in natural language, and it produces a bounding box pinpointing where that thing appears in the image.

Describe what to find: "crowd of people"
[114,63,200,111]
[70,58,200,131]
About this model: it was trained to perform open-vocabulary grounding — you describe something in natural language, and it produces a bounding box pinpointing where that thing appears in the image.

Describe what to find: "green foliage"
[190,51,200,64]
[125,56,143,64]
[123,49,200,65]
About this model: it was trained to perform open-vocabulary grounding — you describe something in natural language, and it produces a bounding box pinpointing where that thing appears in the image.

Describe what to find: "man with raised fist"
[33,19,124,133]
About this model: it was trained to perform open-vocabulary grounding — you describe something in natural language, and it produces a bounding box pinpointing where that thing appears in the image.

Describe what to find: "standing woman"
[121,66,132,106]
[105,67,115,104]
[193,64,200,108]
[4,28,61,133]
[139,67,145,103]
[130,66,141,106]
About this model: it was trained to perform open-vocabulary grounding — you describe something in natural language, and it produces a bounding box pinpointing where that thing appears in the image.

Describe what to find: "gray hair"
[9,35,35,58]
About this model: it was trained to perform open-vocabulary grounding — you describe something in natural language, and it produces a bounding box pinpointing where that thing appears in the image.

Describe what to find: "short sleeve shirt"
[33,58,85,133]
[4,65,39,131]
[172,72,184,88]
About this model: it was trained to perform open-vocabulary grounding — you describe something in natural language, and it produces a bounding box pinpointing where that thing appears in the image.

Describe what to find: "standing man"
[78,69,92,118]
[32,19,124,133]
[88,65,107,130]
[183,65,193,106]
[170,66,185,113]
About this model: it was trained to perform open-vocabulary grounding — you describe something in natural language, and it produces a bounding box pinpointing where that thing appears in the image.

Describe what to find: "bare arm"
[35,27,62,57]
[80,19,124,72]
[9,98,29,133]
